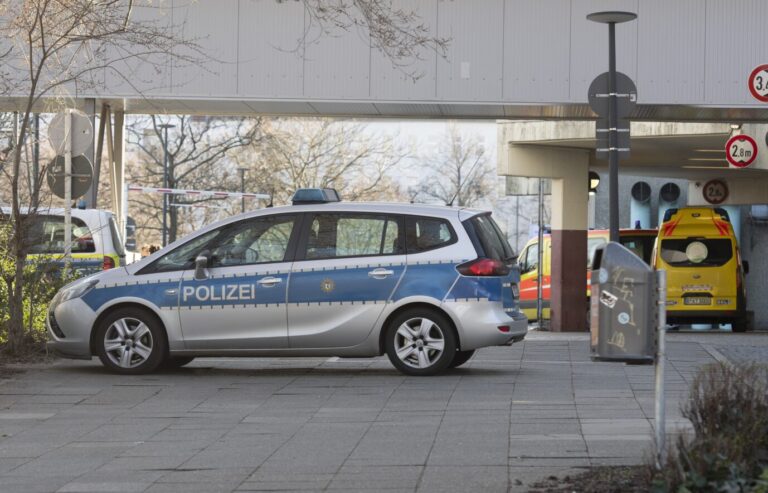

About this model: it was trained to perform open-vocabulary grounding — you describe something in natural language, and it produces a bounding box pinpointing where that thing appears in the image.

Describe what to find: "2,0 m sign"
[725,134,758,168]
[749,64,768,102]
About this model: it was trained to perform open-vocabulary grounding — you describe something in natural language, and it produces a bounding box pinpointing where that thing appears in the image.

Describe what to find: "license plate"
[684,297,711,306]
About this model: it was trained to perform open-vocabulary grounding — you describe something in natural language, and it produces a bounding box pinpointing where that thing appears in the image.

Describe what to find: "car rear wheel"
[385,308,457,376]
[448,350,475,369]
[95,308,166,375]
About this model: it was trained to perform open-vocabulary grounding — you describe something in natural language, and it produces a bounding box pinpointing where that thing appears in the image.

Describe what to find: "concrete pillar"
[501,145,589,332]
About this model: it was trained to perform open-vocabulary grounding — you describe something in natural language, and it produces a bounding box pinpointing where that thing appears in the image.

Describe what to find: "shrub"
[655,362,768,492]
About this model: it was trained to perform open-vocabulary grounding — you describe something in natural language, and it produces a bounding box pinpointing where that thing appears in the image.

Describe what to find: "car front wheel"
[385,309,457,376]
[95,308,166,375]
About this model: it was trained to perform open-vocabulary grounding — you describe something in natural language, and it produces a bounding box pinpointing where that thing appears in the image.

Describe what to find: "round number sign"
[748,64,768,102]
[702,179,729,205]
[725,134,758,168]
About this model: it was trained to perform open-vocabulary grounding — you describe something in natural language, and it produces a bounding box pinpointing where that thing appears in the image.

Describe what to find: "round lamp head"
[587,11,637,24]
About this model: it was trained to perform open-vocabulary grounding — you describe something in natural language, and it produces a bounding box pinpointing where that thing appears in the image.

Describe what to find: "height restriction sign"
[725,134,758,168]
[748,64,768,102]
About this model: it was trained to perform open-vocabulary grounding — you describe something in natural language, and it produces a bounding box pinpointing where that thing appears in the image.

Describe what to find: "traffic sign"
[595,118,630,159]
[48,110,93,156]
[588,72,637,118]
[725,134,758,168]
[748,64,768,103]
[702,179,728,205]
[46,155,93,199]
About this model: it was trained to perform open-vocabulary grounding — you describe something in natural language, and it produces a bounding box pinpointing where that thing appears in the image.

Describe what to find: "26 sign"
[749,64,768,102]
[702,179,728,205]
[725,134,758,168]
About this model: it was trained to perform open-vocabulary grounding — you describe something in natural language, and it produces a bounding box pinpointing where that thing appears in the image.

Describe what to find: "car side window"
[209,215,297,268]
[147,229,222,274]
[304,213,402,260]
[406,217,456,253]
[521,244,539,274]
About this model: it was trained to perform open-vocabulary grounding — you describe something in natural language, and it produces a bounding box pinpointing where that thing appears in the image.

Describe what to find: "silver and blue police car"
[47,189,527,376]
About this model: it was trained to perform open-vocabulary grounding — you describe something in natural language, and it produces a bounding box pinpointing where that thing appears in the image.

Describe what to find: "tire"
[94,307,167,375]
[448,350,475,369]
[384,308,457,376]
[162,356,195,369]
[732,316,751,333]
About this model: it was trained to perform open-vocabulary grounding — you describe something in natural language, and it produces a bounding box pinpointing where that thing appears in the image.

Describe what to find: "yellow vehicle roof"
[659,207,734,239]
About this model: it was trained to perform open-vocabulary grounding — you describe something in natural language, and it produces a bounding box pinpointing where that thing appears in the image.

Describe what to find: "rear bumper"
[667,309,745,324]
[444,300,528,351]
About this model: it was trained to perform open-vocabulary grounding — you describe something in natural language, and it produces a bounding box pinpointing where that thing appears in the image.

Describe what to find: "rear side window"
[661,238,733,267]
[27,215,96,254]
[405,217,456,253]
[466,214,515,261]
[305,213,402,260]
[620,234,654,264]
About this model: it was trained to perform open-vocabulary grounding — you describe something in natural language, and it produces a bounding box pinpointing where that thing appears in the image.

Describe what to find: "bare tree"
[0,0,201,354]
[125,115,264,245]
[236,119,409,206]
[416,123,493,207]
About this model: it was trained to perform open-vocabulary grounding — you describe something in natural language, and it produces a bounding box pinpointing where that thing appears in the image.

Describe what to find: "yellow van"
[517,229,657,321]
[653,207,751,332]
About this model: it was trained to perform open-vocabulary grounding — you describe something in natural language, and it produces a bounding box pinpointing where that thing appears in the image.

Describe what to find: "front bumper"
[445,300,528,351]
[46,298,97,360]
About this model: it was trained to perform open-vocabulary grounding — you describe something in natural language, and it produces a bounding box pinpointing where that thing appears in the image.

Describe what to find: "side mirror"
[743,260,750,275]
[194,250,210,280]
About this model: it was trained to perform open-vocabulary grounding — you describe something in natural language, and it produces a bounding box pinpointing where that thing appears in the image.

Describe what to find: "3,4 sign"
[749,64,768,102]
[725,134,758,168]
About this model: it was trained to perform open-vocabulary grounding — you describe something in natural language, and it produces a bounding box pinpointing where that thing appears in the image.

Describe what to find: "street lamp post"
[238,167,248,213]
[157,123,175,247]
[587,11,637,243]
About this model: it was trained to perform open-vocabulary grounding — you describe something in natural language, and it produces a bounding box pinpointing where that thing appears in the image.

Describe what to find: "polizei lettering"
[182,284,258,303]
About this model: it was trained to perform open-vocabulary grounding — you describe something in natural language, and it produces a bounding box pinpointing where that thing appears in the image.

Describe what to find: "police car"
[47,189,527,376]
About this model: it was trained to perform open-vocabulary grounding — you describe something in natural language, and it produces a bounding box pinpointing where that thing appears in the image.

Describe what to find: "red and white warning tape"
[127,185,270,201]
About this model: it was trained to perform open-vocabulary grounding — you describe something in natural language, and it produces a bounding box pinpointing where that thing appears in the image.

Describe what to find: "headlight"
[56,278,99,304]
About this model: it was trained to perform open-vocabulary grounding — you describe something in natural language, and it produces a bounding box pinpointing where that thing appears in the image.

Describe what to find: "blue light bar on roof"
[291,188,341,205]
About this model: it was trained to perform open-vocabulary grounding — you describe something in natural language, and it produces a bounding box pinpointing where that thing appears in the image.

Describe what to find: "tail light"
[457,258,509,276]
[102,256,116,270]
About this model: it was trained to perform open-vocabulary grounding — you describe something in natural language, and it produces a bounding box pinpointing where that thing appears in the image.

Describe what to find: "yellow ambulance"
[653,207,751,332]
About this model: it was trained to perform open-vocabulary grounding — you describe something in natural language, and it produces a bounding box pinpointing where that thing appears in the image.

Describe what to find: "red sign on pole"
[748,64,768,102]
[725,134,758,168]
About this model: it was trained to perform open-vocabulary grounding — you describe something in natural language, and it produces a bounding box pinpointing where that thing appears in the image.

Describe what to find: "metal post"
[239,168,246,213]
[162,125,169,247]
[32,113,40,206]
[608,22,619,243]
[655,269,667,470]
[536,178,545,327]
[64,110,73,268]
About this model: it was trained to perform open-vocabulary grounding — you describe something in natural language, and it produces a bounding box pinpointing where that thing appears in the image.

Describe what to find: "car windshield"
[660,238,733,267]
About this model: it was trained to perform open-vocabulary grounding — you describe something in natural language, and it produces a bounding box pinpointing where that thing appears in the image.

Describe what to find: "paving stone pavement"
[0,331,764,493]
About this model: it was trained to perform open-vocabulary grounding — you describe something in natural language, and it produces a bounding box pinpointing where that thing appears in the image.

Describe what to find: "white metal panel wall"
[436,0,504,101]
[704,0,768,105]
[637,0,705,104]
[173,1,239,97]
[238,0,305,98]
[303,16,371,99]
[569,0,638,102]
[370,0,439,101]
[103,3,173,96]
[503,0,572,102]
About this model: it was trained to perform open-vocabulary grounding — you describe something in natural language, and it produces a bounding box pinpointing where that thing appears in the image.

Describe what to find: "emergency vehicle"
[47,189,527,376]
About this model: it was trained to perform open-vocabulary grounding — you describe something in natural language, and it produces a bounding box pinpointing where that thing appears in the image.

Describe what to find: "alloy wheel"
[393,317,445,369]
[103,317,154,369]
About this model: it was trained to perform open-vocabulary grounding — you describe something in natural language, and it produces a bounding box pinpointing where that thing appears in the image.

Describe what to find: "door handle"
[164,288,178,296]
[257,277,282,286]
[368,268,394,279]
